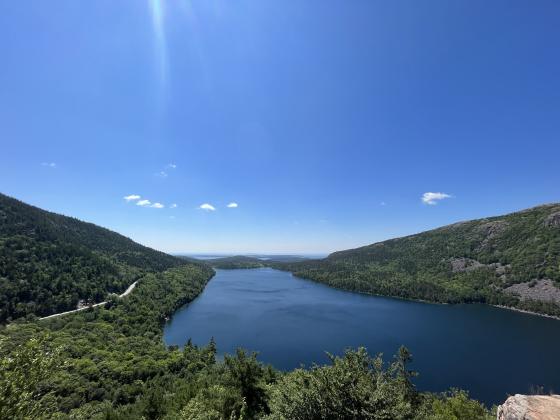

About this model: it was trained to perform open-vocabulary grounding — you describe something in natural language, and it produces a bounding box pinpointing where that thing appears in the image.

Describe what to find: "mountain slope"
[0,193,185,322]
[277,204,560,316]
[197,255,313,269]
[205,255,266,269]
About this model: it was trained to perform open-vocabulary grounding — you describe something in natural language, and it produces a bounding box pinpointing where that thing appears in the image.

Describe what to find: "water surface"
[164,268,560,406]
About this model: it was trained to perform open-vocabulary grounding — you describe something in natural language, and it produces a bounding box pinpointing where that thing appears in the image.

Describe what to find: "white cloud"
[124,194,141,202]
[151,202,164,209]
[422,192,452,205]
[137,199,151,206]
[41,162,56,168]
[198,203,216,211]
[170,203,178,209]
[166,163,177,169]
[226,202,238,208]
[380,201,387,206]
[155,171,168,178]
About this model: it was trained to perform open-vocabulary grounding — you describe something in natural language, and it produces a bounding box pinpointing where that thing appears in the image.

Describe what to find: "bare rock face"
[476,220,508,250]
[449,258,510,279]
[544,211,560,228]
[504,279,560,304]
[497,394,560,420]
[450,258,483,273]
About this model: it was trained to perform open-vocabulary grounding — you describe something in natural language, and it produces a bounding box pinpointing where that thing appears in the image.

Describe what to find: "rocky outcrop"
[450,258,509,278]
[497,394,560,419]
[505,279,560,304]
[450,258,483,273]
[544,211,560,228]
[476,220,509,250]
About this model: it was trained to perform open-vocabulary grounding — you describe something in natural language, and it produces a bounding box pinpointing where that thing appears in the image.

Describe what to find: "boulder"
[497,394,560,420]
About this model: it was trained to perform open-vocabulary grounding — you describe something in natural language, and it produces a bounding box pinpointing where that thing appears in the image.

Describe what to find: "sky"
[1,1,559,254]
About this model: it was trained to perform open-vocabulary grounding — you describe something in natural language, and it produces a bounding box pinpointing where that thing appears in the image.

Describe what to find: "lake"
[164,268,560,406]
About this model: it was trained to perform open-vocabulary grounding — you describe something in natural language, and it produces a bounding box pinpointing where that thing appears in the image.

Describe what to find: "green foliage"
[179,385,247,420]
[224,349,271,417]
[0,335,62,419]
[275,204,560,316]
[266,347,418,420]
[425,390,494,420]
[0,193,185,322]
[1,263,214,418]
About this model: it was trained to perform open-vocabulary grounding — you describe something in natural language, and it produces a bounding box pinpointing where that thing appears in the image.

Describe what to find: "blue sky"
[1,1,559,254]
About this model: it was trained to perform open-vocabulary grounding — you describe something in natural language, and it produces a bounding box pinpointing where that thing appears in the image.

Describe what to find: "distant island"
[189,254,312,269]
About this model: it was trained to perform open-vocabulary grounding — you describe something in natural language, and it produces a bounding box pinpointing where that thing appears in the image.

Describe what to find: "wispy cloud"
[198,203,216,211]
[170,203,178,209]
[41,162,57,168]
[380,201,387,206]
[127,195,166,208]
[155,163,176,178]
[226,202,238,208]
[124,194,141,202]
[422,192,452,205]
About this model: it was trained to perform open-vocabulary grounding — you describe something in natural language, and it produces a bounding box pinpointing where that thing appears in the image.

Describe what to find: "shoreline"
[209,267,560,321]
[491,304,560,321]
[285,269,560,320]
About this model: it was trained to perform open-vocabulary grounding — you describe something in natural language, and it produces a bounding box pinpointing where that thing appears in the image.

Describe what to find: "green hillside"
[277,204,560,316]
[207,256,266,269]
[0,193,185,322]
[198,255,312,269]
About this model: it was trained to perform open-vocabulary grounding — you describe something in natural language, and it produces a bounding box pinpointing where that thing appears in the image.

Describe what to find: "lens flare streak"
[149,0,168,87]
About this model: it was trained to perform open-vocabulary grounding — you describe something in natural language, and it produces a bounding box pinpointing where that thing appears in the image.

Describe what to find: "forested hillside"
[195,255,312,269]
[277,204,560,317]
[0,193,184,322]
[207,256,266,269]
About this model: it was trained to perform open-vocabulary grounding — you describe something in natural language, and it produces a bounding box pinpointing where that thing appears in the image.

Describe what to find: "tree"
[267,347,418,420]
[225,349,270,418]
[427,390,494,420]
[0,335,62,419]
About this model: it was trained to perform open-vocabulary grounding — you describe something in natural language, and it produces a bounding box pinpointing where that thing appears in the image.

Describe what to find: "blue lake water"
[164,268,560,406]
